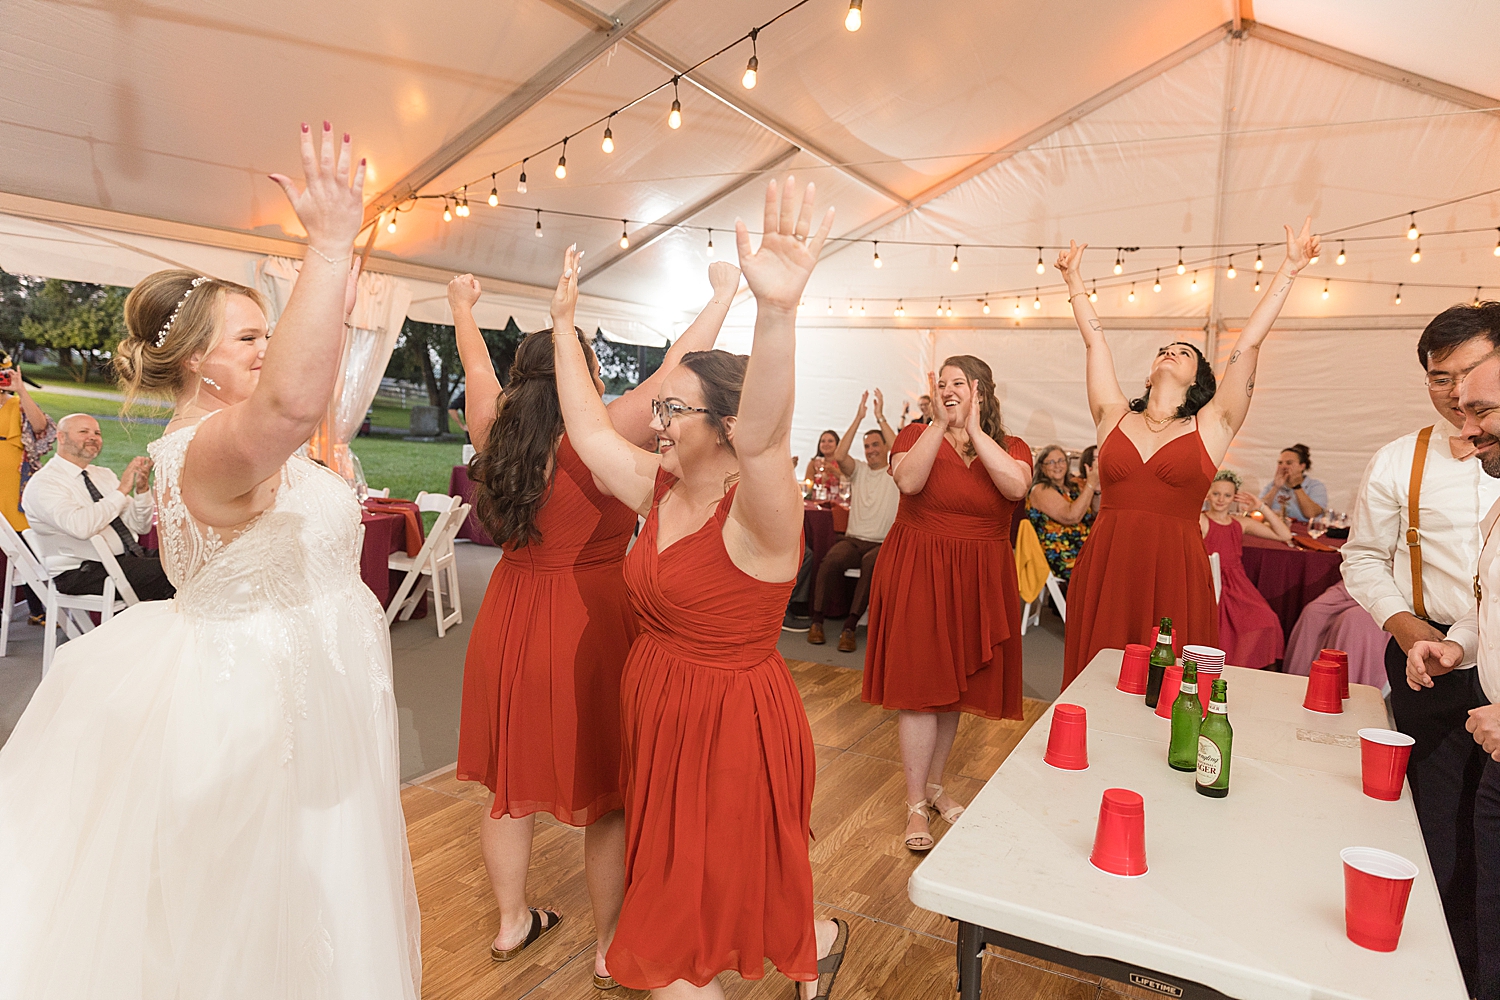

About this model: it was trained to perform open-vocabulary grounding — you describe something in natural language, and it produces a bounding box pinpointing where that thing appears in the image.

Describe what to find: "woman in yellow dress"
[0,354,55,531]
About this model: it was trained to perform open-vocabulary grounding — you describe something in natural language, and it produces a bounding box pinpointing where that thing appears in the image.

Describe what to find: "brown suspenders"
[1407,425,1434,619]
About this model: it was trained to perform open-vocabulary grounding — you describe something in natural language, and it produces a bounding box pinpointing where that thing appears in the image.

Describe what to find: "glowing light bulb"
[386,214,397,235]
[1036,248,1045,275]
[1176,248,1185,275]
[845,0,862,31]
[935,301,943,317]
[848,300,856,316]
[442,203,452,223]
[895,300,905,317]
[1153,271,1161,293]
[1032,290,1041,310]
[668,101,682,129]
[488,190,499,208]
[951,246,960,272]
[555,157,567,180]
[1127,284,1136,303]
[982,299,991,315]
[534,210,543,238]
[1088,286,1098,303]
[872,242,882,268]
[1254,247,1263,271]
[601,126,614,154]
[1191,271,1199,292]
[1494,230,1500,256]
[742,56,758,90]
[1253,278,1261,292]
[945,304,954,317]
[619,221,630,250]
[1407,214,1419,240]
[1013,298,1022,315]
[1227,258,1237,279]
[1411,244,1422,264]
[859,301,866,316]
[1336,243,1346,265]
[1113,250,1123,275]
[1321,282,1330,300]
[1394,284,1403,305]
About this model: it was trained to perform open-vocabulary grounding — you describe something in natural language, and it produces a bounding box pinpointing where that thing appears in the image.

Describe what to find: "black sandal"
[796,918,849,1000]
[490,907,563,962]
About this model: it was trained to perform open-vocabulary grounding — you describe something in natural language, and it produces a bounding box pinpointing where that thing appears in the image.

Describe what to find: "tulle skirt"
[0,591,420,1000]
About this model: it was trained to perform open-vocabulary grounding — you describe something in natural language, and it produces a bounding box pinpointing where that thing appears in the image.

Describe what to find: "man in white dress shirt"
[1341,303,1500,990]
[1409,348,1500,1000]
[21,413,173,601]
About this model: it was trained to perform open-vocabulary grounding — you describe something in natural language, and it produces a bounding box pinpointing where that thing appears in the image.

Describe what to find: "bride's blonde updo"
[114,269,265,405]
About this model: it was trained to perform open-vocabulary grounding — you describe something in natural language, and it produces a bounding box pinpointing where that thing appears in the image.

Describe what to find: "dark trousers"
[1477,757,1500,1000]
[811,537,882,630]
[53,555,175,602]
[1385,634,1487,990]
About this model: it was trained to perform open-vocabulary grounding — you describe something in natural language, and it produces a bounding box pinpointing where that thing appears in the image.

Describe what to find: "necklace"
[1141,410,1178,431]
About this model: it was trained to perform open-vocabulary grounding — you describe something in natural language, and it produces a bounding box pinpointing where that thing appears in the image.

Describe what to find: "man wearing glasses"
[1342,301,1500,993]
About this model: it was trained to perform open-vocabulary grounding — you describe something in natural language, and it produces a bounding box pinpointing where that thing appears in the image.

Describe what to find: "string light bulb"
[442,200,452,223]
[1226,257,1236,279]
[951,246,960,272]
[742,29,759,89]
[1407,213,1419,240]
[1494,229,1500,256]
[456,187,470,217]
[668,76,682,129]
[946,301,954,318]
[1127,283,1136,303]
[602,118,615,154]
[1033,288,1041,310]
[619,221,630,250]
[1176,248,1186,275]
[1153,270,1161,293]
[895,300,905,317]
[1113,249,1123,275]
[706,229,715,258]
[872,242,882,268]
[517,160,528,194]
[1013,297,1022,315]
[982,299,991,315]
[1394,283,1402,305]
[1336,242,1346,265]
[534,209,543,238]
[1322,281,1330,300]
[555,140,568,179]
[1411,242,1422,264]
[859,300,866,317]
[1036,248,1045,275]
[1191,270,1200,292]
[827,299,834,315]
[848,299,856,317]
[1475,288,1484,307]
[385,212,397,235]
[845,0,862,31]
[1088,282,1098,303]
[1253,277,1261,292]
[935,300,944,317]
[1254,245,1263,271]
[488,174,499,207]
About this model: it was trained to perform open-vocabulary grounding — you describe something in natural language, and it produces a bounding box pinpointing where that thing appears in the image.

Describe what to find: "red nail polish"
[323,120,331,131]
[301,123,309,133]
[343,132,350,142]
[360,157,367,165]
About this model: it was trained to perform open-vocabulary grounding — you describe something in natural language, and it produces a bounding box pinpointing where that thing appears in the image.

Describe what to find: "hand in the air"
[269,122,366,257]
[707,261,742,302]
[735,177,835,312]
[448,273,482,314]
[1284,217,1320,274]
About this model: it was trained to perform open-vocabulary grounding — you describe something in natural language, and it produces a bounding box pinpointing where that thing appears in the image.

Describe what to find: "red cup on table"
[1149,626,1181,660]
[1117,644,1150,695]
[1341,846,1419,951]
[1359,728,1416,801]
[1043,703,1089,770]
[1304,659,1344,714]
[1090,788,1147,877]
[1153,665,1184,720]
[1320,647,1351,699]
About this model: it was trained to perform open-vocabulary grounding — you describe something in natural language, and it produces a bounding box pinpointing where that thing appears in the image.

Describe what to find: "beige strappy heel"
[926,783,965,824]
[903,800,934,852]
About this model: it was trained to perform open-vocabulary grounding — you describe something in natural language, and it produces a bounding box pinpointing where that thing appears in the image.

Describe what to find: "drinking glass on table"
[838,480,851,505]
[1308,514,1327,539]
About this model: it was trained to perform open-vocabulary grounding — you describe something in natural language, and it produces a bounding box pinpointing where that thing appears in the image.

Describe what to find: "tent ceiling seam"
[1205,28,1242,359]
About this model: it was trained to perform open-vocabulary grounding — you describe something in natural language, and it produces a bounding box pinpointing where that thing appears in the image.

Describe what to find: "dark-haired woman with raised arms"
[552,179,848,1000]
[450,261,740,984]
[1055,221,1318,687]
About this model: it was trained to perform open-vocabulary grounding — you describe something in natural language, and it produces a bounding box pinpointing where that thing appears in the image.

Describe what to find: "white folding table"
[908,649,1468,1000]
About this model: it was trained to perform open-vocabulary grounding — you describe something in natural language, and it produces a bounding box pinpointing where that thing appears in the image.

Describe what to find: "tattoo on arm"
[1087,319,1103,333]
[1246,375,1255,398]
[1229,350,1241,365]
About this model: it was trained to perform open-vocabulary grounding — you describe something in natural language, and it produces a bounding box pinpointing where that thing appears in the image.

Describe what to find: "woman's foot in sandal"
[799,917,850,1000]
[925,783,965,824]
[592,946,617,990]
[491,907,563,962]
[903,800,934,852]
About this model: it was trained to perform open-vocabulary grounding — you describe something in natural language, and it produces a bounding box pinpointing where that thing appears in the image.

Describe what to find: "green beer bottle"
[1196,679,1233,797]
[1167,661,1201,771]
[1144,617,1175,708]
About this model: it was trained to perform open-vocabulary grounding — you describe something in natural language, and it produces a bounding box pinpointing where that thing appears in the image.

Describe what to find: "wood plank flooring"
[402,659,1152,1000]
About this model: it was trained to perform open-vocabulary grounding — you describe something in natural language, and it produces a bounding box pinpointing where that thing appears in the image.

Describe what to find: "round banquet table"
[361,500,427,618]
[1238,533,1343,639]
[448,465,496,546]
[802,502,849,585]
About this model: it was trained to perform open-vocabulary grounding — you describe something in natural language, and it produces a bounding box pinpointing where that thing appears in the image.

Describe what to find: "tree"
[0,269,43,352]
[593,337,665,395]
[20,279,127,381]
[385,316,526,432]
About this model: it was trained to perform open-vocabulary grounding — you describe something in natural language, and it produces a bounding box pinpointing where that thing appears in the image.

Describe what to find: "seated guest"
[22,413,173,601]
[1200,470,1291,668]
[1079,444,1100,515]
[1261,443,1327,521]
[803,428,845,490]
[809,390,899,652]
[1026,444,1097,588]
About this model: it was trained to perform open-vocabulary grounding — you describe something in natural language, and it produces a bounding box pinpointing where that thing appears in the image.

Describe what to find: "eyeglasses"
[651,398,710,427]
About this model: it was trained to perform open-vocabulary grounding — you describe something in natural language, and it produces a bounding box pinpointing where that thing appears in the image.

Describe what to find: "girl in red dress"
[451,262,740,983]
[861,356,1033,852]
[1200,470,1293,668]
[1054,222,1319,688]
[552,179,849,1000]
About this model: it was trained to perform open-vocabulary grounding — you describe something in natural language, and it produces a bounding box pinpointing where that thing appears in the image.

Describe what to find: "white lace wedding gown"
[0,416,420,999]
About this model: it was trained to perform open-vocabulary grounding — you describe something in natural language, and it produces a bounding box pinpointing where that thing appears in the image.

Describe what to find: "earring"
[202,376,222,390]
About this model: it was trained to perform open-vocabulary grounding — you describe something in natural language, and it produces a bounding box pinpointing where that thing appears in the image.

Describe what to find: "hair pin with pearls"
[154,275,212,349]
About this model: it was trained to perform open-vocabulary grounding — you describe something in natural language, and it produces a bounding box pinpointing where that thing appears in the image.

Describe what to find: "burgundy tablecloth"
[803,505,837,585]
[361,507,426,618]
[449,465,495,546]
[1239,534,1344,639]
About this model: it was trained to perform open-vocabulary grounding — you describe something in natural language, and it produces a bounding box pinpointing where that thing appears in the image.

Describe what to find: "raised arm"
[1201,219,1318,450]
[1055,242,1129,433]
[607,261,741,448]
[833,392,867,476]
[549,247,659,514]
[184,123,365,517]
[872,387,895,447]
[724,178,835,565]
[446,274,501,449]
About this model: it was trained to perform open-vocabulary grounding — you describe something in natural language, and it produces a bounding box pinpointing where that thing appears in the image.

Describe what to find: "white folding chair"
[0,518,51,656]
[842,566,872,628]
[1045,573,1068,623]
[386,492,468,637]
[19,527,137,674]
[1020,588,1042,635]
[1210,551,1222,602]
[365,487,390,498]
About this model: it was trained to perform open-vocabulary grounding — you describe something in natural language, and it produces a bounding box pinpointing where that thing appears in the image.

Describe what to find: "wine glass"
[1307,513,1327,539]
[838,480,851,505]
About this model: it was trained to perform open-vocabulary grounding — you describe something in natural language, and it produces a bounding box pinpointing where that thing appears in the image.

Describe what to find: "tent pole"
[1205,25,1244,367]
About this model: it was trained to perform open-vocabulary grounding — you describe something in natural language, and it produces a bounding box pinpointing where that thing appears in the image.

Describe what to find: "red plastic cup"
[1090,788,1147,877]
[1304,659,1344,714]
[1149,626,1181,659]
[1321,648,1351,699]
[1359,728,1416,801]
[1342,847,1419,951]
[1153,665,1184,719]
[1044,703,1089,770]
[1117,644,1150,695]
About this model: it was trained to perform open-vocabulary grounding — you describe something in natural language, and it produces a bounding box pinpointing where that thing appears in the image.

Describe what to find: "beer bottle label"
[1196,736,1222,785]
[1208,701,1227,714]
[1179,681,1196,694]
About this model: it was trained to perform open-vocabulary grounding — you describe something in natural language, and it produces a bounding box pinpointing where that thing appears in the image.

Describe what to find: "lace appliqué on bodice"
[148,416,387,762]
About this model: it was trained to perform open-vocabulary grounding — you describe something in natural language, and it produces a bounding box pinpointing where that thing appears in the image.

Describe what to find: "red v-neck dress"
[861,423,1032,722]
[605,471,818,991]
[456,436,638,825]
[1062,420,1219,688]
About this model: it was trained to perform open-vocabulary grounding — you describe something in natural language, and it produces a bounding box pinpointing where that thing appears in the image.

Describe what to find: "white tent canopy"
[3,0,1499,501]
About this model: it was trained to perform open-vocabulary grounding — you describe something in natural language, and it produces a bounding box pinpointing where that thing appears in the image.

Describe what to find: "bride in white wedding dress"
[0,123,420,999]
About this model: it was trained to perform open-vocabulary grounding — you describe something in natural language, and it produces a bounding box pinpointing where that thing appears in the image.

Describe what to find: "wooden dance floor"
[402,659,1147,1000]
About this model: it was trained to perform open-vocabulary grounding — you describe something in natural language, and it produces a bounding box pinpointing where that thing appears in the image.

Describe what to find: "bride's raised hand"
[269,121,366,256]
[736,176,835,312]
[343,257,364,319]
[1054,240,1087,292]
[1284,217,1319,275]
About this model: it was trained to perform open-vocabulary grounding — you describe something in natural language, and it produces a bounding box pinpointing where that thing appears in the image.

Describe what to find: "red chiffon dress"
[606,472,818,991]
[1202,518,1284,669]
[862,424,1032,722]
[1062,420,1219,688]
[456,436,639,825]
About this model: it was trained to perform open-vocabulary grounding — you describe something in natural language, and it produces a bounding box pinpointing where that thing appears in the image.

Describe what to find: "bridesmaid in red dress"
[552,179,849,1000]
[1054,222,1319,688]
[450,262,739,983]
[861,356,1032,852]
[1200,471,1294,668]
